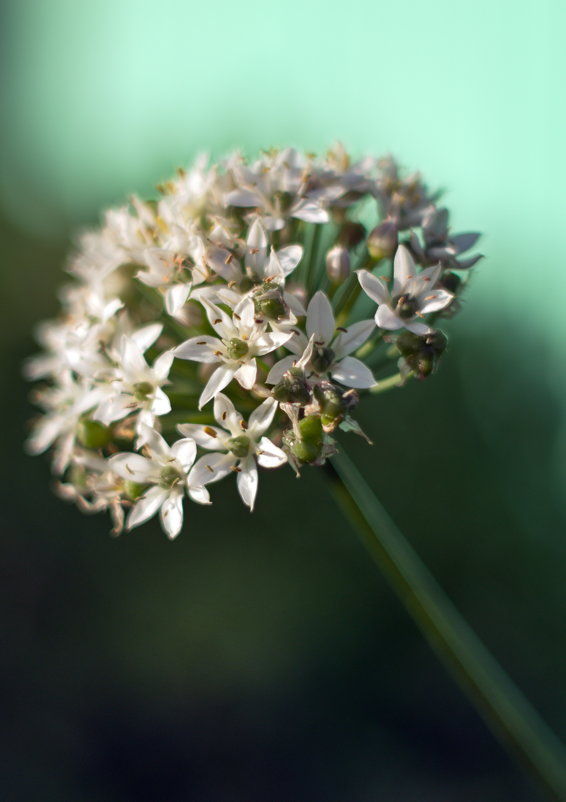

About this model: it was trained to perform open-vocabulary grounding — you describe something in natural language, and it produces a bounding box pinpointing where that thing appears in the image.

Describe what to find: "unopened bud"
[253,284,288,321]
[440,271,461,294]
[272,367,311,405]
[325,245,351,284]
[77,418,112,449]
[368,219,398,262]
[396,330,448,379]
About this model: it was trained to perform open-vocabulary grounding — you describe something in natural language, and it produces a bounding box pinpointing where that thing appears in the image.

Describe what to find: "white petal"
[393,244,415,295]
[248,397,278,437]
[170,438,197,471]
[306,291,335,345]
[332,319,375,359]
[234,361,257,390]
[188,483,211,505]
[153,350,175,380]
[418,289,453,314]
[94,394,135,425]
[256,437,287,469]
[407,264,442,298]
[276,245,303,276]
[109,453,154,482]
[357,270,389,305]
[199,365,236,409]
[330,357,376,389]
[246,217,269,249]
[233,296,256,333]
[213,393,240,433]
[177,424,226,450]
[202,300,235,339]
[405,319,432,335]
[139,423,170,456]
[254,330,293,356]
[120,336,148,375]
[265,355,295,385]
[174,335,222,363]
[226,188,264,207]
[291,201,329,223]
[127,486,167,530]
[150,388,172,417]
[189,452,236,486]
[264,248,285,280]
[165,284,191,317]
[160,491,184,539]
[237,456,258,511]
[376,305,404,331]
[130,323,163,353]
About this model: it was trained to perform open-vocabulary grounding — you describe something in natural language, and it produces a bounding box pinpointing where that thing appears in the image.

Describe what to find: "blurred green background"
[1,1,565,799]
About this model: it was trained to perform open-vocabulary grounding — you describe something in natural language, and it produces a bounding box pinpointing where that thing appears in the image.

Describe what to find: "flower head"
[25,146,480,537]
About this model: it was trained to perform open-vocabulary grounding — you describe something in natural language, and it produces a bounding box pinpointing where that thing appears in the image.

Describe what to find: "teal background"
[1,1,565,800]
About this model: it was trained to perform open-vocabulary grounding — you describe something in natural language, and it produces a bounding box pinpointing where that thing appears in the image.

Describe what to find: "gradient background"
[1,1,565,799]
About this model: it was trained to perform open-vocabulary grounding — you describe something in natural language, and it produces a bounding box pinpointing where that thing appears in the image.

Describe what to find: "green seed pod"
[298,414,323,445]
[397,330,448,379]
[228,435,250,458]
[159,465,182,489]
[133,381,154,401]
[311,346,335,374]
[226,338,249,360]
[272,367,311,405]
[76,418,112,449]
[254,288,288,321]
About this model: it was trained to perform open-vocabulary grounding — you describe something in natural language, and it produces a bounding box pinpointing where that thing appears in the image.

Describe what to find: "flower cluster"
[25,146,481,537]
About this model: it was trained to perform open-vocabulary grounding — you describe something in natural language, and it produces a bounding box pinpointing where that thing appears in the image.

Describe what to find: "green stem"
[327,449,566,802]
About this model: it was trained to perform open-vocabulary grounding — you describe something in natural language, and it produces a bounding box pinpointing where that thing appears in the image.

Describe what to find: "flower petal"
[174,336,222,363]
[405,319,432,335]
[189,452,236,486]
[254,330,293,356]
[248,397,278,437]
[109,453,154,482]
[170,438,197,471]
[160,490,184,539]
[419,289,453,314]
[276,245,303,276]
[256,437,287,469]
[199,365,236,409]
[392,244,415,295]
[127,486,167,530]
[357,270,389,305]
[213,393,240,434]
[265,355,295,385]
[306,291,335,345]
[332,319,375,359]
[234,361,257,390]
[177,424,226,450]
[375,305,404,330]
[330,356,376,389]
[237,455,258,511]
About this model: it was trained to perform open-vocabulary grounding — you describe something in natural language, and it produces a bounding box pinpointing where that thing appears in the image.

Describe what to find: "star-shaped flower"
[178,394,286,511]
[357,244,453,335]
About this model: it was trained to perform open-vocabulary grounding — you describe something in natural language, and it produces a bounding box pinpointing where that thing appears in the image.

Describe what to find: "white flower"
[266,290,376,389]
[357,244,453,335]
[92,327,174,436]
[109,425,209,538]
[174,296,292,408]
[178,394,286,511]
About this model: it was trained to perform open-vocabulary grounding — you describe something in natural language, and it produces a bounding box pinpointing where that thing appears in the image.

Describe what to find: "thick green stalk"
[327,449,566,802]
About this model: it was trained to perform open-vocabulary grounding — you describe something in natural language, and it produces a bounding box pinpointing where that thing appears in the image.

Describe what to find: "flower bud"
[368,219,398,262]
[314,382,359,431]
[440,271,461,294]
[253,284,288,321]
[76,418,112,450]
[325,245,351,284]
[272,367,311,405]
[396,330,448,379]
